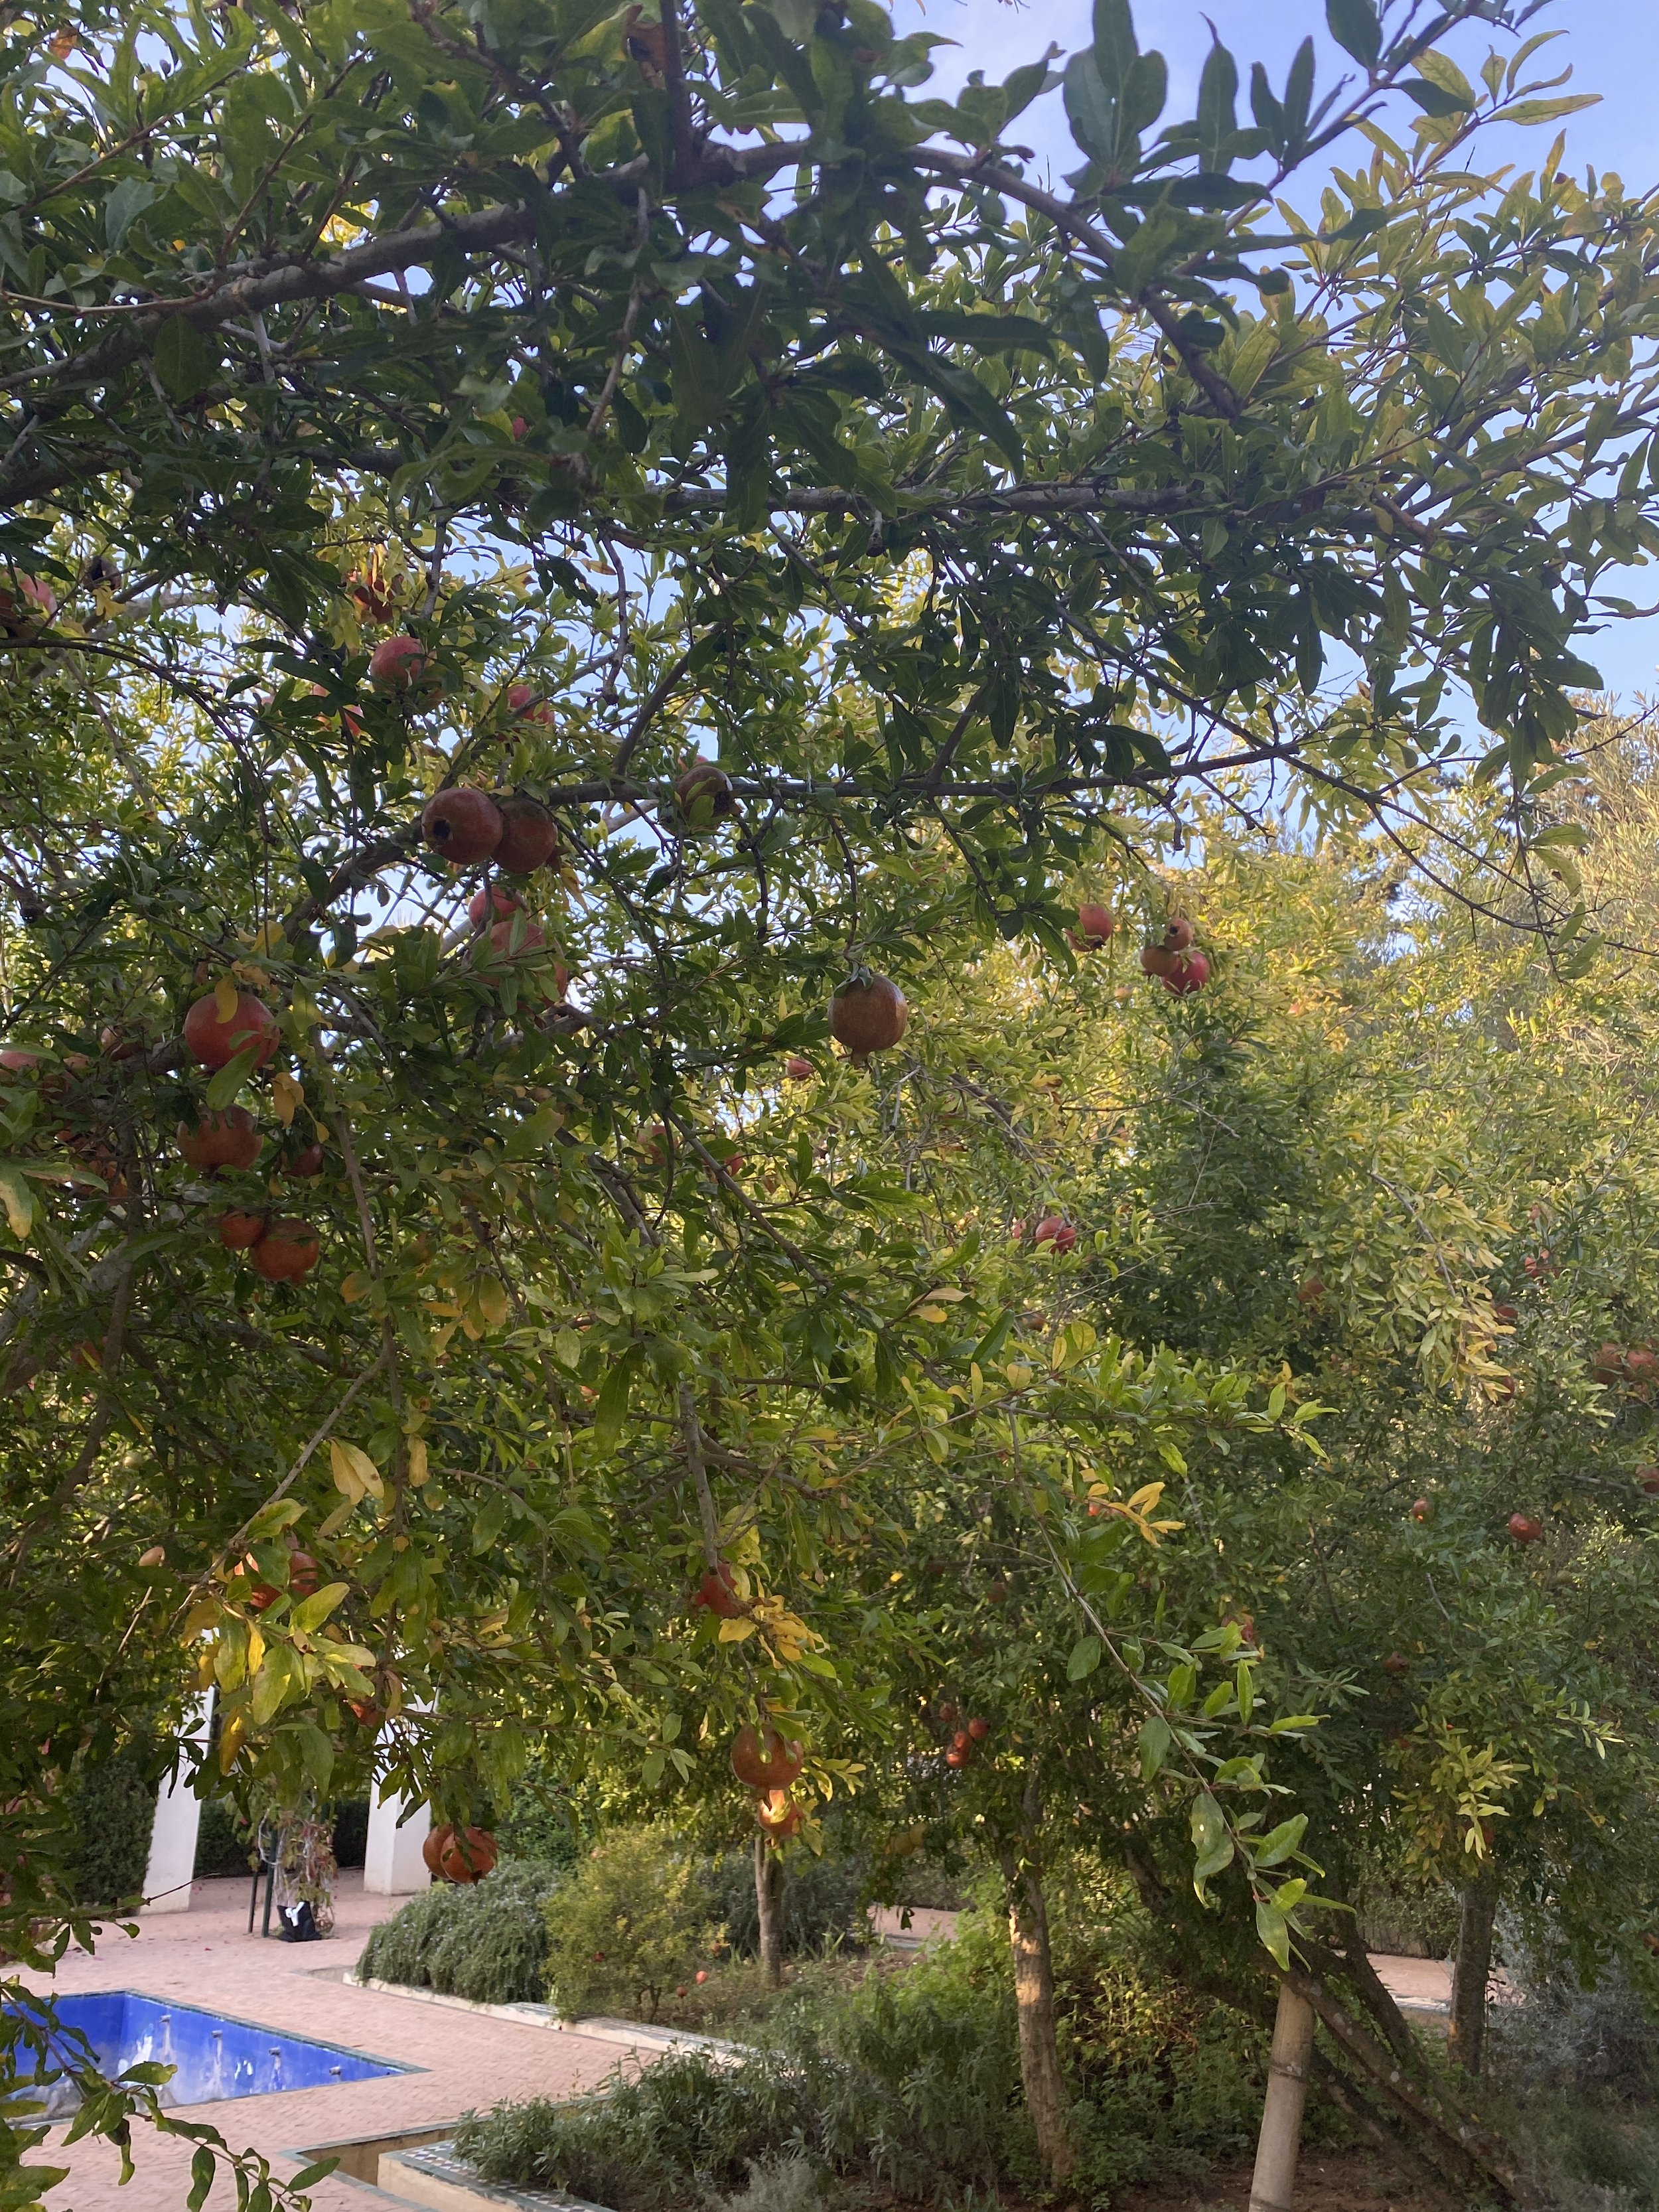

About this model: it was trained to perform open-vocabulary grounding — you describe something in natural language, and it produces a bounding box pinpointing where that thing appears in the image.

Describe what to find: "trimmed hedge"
[358,1860,565,2006]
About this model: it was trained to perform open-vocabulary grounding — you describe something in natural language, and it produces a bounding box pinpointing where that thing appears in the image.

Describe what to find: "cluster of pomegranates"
[1592,1341,1659,1392]
[1068,902,1209,994]
[238,1540,321,1613]
[179,991,323,1280]
[730,1722,806,1841]
[423,1822,500,1885]
[934,1701,990,1771]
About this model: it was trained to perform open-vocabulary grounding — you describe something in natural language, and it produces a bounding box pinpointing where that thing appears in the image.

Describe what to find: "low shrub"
[1488,1913,1659,2103]
[358,1860,563,2006]
[543,1826,717,2024]
[455,1935,1030,2212]
[194,1798,256,1880]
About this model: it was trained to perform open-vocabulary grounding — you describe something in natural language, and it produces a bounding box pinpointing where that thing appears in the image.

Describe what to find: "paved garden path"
[16,1872,646,2212]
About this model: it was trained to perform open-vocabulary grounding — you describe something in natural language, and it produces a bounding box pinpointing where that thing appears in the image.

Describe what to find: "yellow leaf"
[217,1712,248,1772]
[271,1071,305,1129]
[912,1306,948,1324]
[329,1439,383,1501]
[0,1165,34,1240]
[340,1272,367,1303]
[1126,1481,1167,1516]
[1003,1362,1033,1390]
[407,1436,430,1487]
[212,975,239,1022]
[718,1617,757,1641]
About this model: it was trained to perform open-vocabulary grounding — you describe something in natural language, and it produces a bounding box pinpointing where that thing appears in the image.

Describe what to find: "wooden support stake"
[1250,1980,1317,2212]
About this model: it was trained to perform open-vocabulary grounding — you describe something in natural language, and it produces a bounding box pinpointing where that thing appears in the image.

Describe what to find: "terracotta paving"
[16,1873,644,2212]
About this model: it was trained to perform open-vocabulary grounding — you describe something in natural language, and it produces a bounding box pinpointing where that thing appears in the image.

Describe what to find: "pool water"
[20,1991,408,2114]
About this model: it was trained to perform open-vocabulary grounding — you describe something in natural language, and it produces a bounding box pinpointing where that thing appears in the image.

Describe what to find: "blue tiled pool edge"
[13,1989,417,2115]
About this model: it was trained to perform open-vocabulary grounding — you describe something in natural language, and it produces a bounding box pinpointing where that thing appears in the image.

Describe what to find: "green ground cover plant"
[358,1860,565,2008]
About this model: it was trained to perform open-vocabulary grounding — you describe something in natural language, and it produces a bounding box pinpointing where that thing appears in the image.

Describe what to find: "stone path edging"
[345,1975,742,2060]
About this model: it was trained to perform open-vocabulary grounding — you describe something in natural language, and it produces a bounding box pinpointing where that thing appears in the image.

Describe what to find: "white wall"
[362,1786,431,1895]
[141,1691,214,1914]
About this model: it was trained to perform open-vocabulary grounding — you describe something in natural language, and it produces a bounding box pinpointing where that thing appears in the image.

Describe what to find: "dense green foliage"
[543,1826,717,2021]
[358,1859,567,2006]
[59,1745,157,1911]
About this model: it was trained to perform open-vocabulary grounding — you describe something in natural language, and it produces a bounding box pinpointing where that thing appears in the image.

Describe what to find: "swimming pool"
[15,1991,409,2114]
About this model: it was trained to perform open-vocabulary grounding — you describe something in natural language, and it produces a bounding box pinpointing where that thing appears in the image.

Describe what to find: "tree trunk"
[1448,1861,1498,2075]
[1249,1980,1317,2212]
[998,1820,1076,2189]
[754,1831,782,1988]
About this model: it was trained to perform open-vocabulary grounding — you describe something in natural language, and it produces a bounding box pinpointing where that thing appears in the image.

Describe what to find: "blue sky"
[883,0,1659,704]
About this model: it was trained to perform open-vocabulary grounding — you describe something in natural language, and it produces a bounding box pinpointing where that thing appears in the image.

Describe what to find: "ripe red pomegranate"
[1161,917,1196,952]
[936,1701,959,1726]
[348,569,398,623]
[829,975,908,1064]
[784,1057,814,1081]
[1639,1468,1659,1496]
[485,916,547,958]
[1409,1497,1432,1522]
[369,634,439,695]
[1033,1215,1077,1254]
[250,1219,321,1283]
[439,1827,498,1884]
[0,1047,40,1074]
[469,884,522,928]
[1297,1277,1327,1305]
[966,1717,989,1742]
[0,575,55,636]
[421,1824,453,1877]
[217,1210,268,1250]
[289,1143,325,1179]
[348,1698,384,1730]
[675,761,737,829]
[423,788,504,865]
[1492,1302,1518,1325]
[730,1725,804,1792]
[1161,952,1210,996]
[1626,1346,1658,1388]
[1074,902,1114,948]
[691,1562,746,1619]
[494,796,560,873]
[1508,1512,1544,1546]
[985,1579,1009,1605]
[183,992,280,1072]
[944,1744,968,1769]
[287,1550,321,1600]
[506,681,553,724]
[178,1108,263,1172]
[1382,1652,1410,1676]
[1593,1343,1628,1384]
[1522,1251,1554,1280]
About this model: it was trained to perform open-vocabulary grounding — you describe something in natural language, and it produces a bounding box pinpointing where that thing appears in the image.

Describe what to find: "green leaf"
[1190,1791,1234,1887]
[1196,38,1238,173]
[187,2144,216,2212]
[1137,1714,1171,1777]
[289,1582,348,1633]
[204,1042,265,1110]
[1325,0,1380,68]
[1255,1895,1291,1969]
[153,317,216,402]
[1253,1812,1308,1868]
[286,2159,340,2192]
[1401,76,1473,117]
[1067,1634,1102,1680]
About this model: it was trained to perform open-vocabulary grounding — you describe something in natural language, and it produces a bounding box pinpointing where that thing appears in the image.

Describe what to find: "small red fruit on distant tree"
[691,1562,746,1620]
[250,1219,321,1283]
[289,1143,325,1179]
[217,1210,267,1250]
[178,1107,263,1172]
[1033,1215,1076,1254]
[469,884,522,928]
[695,1970,709,1985]
[486,915,547,958]
[1161,917,1196,951]
[1492,1302,1518,1326]
[1626,1347,1658,1387]
[785,1057,814,1081]
[944,1745,968,1769]
[0,1047,40,1074]
[1508,1512,1544,1546]
[494,796,561,874]
[1522,1250,1554,1280]
[985,1579,1009,1605]
[183,992,279,1072]
[1383,1652,1410,1676]
[506,681,553,723]
[936,1701,959,1727]
[829,974,908,1065]
[966,1717,989,1742]
[730,1724,804,1792]
[423,788,504,866]
[369,634,439,696]
[1297,1277,1326,1305]
[1074,902,1114,948]
[1639,1468,1659,1496]
[1410,1497,1432,1522]
[1593,1342,1628,1384]
[757,1791,803,1840]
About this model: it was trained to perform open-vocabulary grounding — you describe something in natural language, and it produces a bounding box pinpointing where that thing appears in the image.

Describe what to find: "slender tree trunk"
[998,1793,1076,2189]
[1249,1980,1317,2212]
[754,1832,782,1987]
[1448,1862,1498,2075]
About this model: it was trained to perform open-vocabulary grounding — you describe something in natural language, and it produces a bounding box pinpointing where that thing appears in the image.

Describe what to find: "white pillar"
[142,1692,214,1914]
[363,1786,431,1895]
